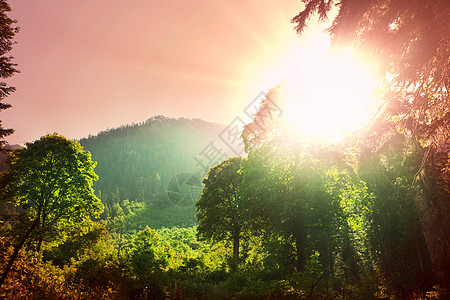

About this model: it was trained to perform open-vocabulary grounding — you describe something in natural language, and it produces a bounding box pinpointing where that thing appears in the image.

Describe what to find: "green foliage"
[0,134,104,290]
[0,0,445,294]
[0,120,442,298]
[292,0,450,287]
[130,226,168,281]
[0,134,103,246]
[359,132,433,290]
[43,221,109,267]
[260,234,297,273]
[80,116,228,230]
[0,128,433,299]
[239,138,367,276]
[196,157,244,262]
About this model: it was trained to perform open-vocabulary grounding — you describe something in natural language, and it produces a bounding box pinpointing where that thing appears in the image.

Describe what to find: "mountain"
[80,115,234,229]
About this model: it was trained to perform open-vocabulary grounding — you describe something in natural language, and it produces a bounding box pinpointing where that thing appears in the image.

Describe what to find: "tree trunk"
[413,188,449,287]
[415,235,424,275]
[326,229,334,276]
[294,222,307,272]
[415,143,450,288]
[36,237,43,253]
[232,232,240,262]
[0,217,40,289]
[426,145,450,287]
[293,147,307,272]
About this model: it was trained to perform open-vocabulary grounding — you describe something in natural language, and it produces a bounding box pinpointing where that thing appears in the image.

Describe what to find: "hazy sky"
[3,0,326,145]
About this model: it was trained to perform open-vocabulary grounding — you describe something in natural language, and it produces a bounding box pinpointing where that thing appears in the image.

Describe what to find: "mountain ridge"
[80,115,234,229]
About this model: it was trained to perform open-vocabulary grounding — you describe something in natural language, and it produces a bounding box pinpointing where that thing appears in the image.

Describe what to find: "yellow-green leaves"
[0,133,103,243]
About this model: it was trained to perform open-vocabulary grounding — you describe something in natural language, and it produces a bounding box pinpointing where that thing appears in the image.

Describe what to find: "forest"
[1,0,449,299]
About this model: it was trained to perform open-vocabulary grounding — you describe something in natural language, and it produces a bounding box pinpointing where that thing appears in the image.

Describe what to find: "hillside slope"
[80,115,232,229]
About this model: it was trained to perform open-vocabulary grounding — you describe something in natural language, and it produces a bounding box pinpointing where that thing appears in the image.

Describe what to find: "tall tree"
[196,157,244,263]
[0,134,103,288]
[0,0,19,149]
[292,0,450,286]
[240,138,361,273]
[359,126,433,290]
[242,84,284,153]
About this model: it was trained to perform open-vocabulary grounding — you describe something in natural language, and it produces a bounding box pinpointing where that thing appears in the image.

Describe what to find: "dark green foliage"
[291,6,450,285]
[47,112,439,298]
[43,222,108,267]
[74,257,120,292]
[0,0,19,148]
[359,131,434,291]
[0,120,444,299]
[260,234,297,273]
[196,157,244,262]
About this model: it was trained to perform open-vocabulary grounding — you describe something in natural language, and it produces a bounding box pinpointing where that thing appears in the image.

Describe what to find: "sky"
[2,0,325,145]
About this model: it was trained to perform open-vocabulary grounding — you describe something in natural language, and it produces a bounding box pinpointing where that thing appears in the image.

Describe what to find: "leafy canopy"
[196,157,244,263]
[0,134,103,235]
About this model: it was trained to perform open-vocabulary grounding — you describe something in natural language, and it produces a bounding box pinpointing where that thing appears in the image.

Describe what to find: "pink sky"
[4,0,312,145]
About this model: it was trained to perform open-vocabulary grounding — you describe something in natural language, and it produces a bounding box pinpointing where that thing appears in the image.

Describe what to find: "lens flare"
[259,34,378,143]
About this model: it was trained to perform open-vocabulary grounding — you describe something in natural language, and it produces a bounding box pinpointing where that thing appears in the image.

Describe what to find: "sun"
[259,34,378,143]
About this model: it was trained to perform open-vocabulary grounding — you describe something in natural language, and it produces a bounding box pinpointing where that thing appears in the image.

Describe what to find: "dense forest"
[79,115,230,229]
[1,0,449,299]
[0,110,448,299]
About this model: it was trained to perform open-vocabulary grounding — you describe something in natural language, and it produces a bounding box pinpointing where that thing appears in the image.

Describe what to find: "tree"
[240,139,346,273]
[0,134,104,288]
[241,85,354,273]
[196,157,244,263]
[358,127,433,290]
[241,85,284,153]
[292,0,450,287]
[0,0,19,149]
[130,226,167,281]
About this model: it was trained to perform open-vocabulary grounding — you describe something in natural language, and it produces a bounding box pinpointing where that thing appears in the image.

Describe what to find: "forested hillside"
[79,115,230,229]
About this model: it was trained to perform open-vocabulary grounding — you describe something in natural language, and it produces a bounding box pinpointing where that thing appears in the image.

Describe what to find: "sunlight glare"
[259,33,378,143]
